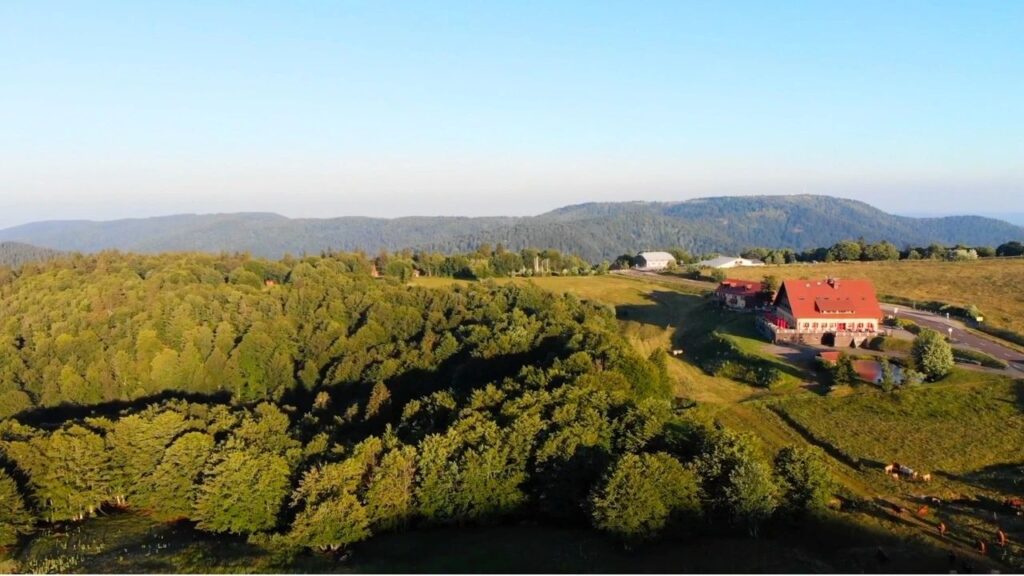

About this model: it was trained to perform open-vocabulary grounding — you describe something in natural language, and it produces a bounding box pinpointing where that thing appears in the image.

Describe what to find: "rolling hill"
[0,241,64,267]
[0,195,1020,262]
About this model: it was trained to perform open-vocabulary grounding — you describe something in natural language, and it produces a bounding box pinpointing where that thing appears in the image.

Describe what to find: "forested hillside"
[1,195,1019,262]
[0,242,62,268]
[0,252,829,562]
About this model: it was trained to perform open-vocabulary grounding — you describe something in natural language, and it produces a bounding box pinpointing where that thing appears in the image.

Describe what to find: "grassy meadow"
[715,257,1024,336]
[774,372,1024,476]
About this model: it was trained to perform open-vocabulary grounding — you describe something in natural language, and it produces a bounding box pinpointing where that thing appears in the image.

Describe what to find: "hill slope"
[0,195,1020,261]
[0,241,63,267]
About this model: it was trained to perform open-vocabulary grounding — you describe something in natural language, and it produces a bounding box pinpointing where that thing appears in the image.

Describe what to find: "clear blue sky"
[1,0,1022,227]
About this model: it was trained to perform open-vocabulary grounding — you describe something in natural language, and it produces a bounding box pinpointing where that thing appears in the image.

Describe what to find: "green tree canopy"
[194,449,291,535]
[911,329,955,381]
[0,469,34,547]
[590,452,700,540]
[773,446,835,515]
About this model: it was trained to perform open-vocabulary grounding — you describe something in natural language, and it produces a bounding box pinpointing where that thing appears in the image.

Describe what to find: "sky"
[1,0,1023,228]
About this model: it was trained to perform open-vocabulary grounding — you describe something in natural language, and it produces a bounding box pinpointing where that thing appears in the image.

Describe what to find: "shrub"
[867,336,912,354]
[830,354,857,386]
[952,347,1008,369]
[911,330,955,381]
[694,428,779,536]
[774,446,835,515]
[590,452,700,540]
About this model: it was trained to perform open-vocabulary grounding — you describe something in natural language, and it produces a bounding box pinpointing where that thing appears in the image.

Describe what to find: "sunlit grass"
[775,370,1024,475]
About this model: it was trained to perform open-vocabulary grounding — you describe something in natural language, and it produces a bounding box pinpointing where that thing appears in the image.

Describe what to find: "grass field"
[716,258,1024,336]
[774,371,1024,476]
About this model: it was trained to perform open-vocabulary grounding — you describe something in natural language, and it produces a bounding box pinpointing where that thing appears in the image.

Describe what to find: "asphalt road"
[881,304,1024,373]
[615,269,1024,374]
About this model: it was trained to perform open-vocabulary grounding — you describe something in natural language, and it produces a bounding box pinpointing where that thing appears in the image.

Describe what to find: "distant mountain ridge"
[1,195,1021,262]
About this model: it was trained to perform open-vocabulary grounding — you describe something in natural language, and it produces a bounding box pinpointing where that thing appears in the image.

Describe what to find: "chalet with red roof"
[760,277,882,347]
[714,279,767,310]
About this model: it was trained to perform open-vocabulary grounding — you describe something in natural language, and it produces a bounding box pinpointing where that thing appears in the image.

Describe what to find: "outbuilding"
[634,251,676,271]
[714,279,766,310]
[697,256,765,269]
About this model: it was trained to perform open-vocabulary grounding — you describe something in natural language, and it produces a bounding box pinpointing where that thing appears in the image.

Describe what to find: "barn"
[634,251,676,271]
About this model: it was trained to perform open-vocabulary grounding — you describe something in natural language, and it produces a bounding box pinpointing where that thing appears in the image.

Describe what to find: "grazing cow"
[997,529,1007,547]
[938,522,947,537]
[977,540,986,555]
[916,505,929,517]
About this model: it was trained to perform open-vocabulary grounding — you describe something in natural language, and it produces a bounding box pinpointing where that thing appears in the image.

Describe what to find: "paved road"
[881,304,1024,372]
[615,269,1024,373]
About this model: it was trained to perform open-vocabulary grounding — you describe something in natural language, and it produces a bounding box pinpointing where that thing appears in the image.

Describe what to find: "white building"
[634,251,676,271]
[697,256,765,269]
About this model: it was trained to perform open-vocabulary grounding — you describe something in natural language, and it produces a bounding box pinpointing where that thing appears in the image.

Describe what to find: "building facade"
[714,279,766,310]
[760,277,883,347]
[634,251,676,271]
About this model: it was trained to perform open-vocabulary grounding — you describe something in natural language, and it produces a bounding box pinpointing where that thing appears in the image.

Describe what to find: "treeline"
[372,244,601,281]
[0,399,834,552]
[739,239,1024,265]
[0,242,63,268]
[0,251,832,555]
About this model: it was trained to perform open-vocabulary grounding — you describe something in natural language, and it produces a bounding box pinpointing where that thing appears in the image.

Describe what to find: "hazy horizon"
[2,1,1023,229]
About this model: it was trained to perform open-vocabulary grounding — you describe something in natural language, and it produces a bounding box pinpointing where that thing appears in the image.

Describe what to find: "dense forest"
[0,242,62,268]
[1,195,1020,261]
[0,252,830,557]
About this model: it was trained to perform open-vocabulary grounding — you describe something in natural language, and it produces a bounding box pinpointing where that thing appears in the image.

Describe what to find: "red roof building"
[761,277,883,346]
[714,279,765,310]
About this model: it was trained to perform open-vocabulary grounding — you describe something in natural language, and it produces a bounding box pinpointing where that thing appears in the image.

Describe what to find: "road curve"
[882,304,1024,372]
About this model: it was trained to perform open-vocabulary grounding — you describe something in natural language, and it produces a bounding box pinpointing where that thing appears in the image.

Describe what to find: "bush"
[952,347,1008,369]
[830,354,857,386]
[896,318,922,335]
[912,330,955,381]
[774,446,835,516]
[975,324,1024,348]
[590,452,701,540]
[694,428,779,536]
[867,336,913,354]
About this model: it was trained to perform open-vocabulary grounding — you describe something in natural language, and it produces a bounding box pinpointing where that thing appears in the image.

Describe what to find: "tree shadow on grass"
[615,290,706,330]
[933,463,1024,495]
[336,509,1002,574]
